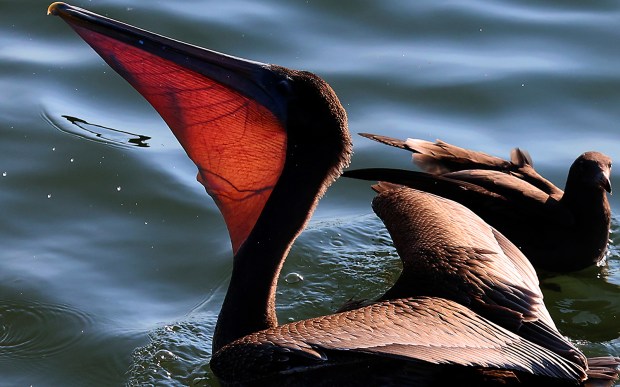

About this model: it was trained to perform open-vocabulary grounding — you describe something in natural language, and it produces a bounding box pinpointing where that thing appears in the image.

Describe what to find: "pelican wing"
[211,297,584,384]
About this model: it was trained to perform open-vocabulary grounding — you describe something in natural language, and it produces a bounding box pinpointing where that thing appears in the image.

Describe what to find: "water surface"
[1,1,620,385]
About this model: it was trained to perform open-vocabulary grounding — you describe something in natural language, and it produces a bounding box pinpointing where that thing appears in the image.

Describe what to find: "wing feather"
[211,297,585,383]
[371,186,585,366]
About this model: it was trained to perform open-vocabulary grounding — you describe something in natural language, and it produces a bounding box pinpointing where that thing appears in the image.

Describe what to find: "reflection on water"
[541,259,620,341]
[43,112,151,148]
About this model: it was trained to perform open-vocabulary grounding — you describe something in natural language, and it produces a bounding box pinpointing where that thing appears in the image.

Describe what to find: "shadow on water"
[42,111,151,149]
[539,217,620,344]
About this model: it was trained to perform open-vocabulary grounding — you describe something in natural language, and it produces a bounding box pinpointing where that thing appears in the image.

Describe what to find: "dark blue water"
[1,1,619,385]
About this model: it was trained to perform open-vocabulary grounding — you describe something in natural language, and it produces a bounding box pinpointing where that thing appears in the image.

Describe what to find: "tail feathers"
[359,133,410,149]
[411,153,451,174]
[405,138,513,174]
[510,148,533,167]
[357,134,564,200]
[515,321,587,369]
[359,133,512,173]
[584,356,620,387]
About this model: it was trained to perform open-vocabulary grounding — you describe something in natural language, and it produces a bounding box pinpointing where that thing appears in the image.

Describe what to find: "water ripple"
[0,299,93,360]
[42,111,151,149]
[127,317,217,386]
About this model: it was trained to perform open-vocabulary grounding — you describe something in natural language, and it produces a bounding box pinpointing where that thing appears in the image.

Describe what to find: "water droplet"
[285,272,303,284]
[153,349,176,363]
[164,325,180,332]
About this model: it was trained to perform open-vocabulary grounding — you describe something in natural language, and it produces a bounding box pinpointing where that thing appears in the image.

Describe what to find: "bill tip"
[48,2,68,16]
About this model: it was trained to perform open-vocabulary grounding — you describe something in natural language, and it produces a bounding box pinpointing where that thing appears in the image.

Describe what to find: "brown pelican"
[49,3,619,385]
[346,134,612,272]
